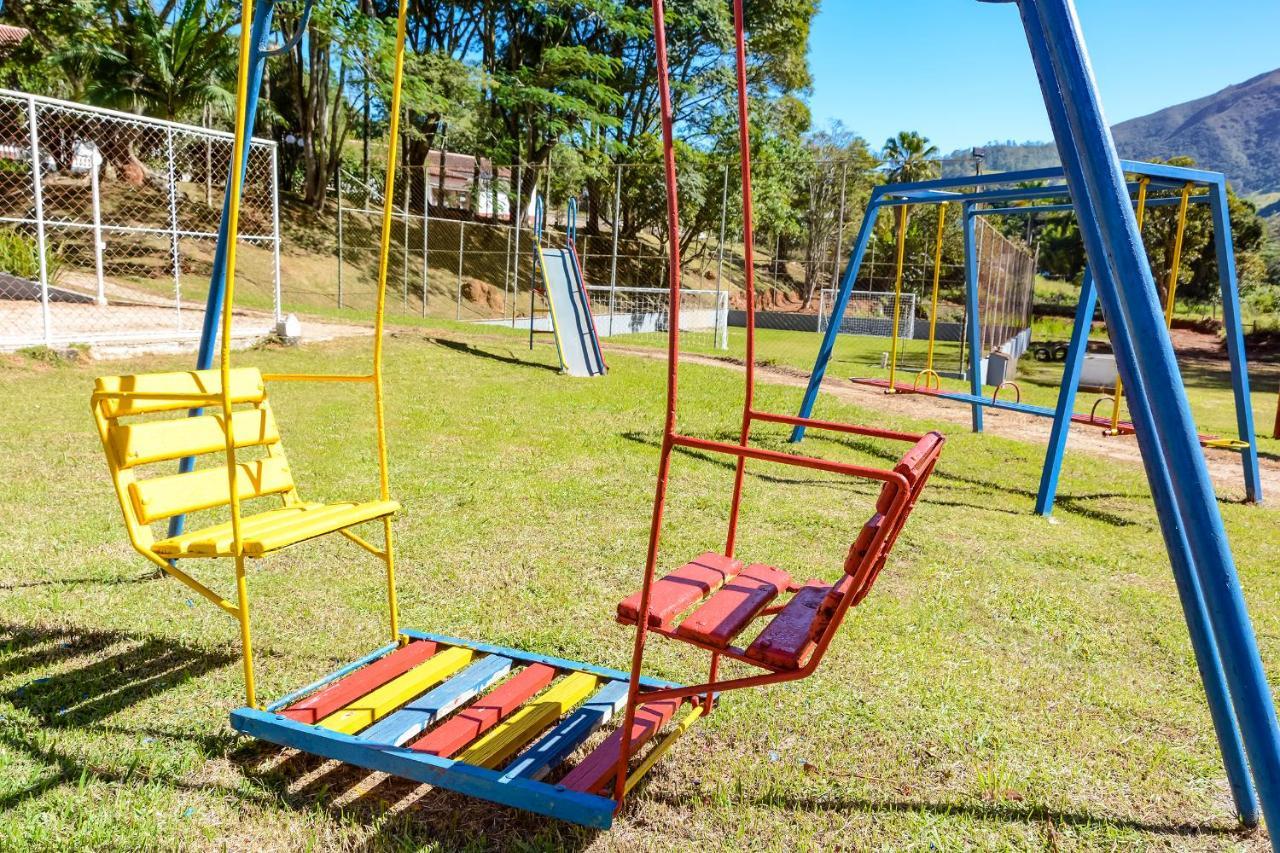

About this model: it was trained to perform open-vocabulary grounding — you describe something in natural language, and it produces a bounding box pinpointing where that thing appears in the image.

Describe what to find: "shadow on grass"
[0,621,237,812]
[710,790,1258,843]
[426,336,562,374]
[0,571,158,591]
[233,741,601,851]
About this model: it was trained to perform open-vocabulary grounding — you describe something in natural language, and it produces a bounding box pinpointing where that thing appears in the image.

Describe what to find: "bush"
[0,231,62,285]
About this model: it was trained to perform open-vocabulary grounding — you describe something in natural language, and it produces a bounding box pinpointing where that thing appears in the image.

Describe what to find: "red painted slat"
[560,698,681,794]
[895,431,945,484]
[744,582,829,670]
[674,563,790,648]
[409,663,556,758]
[616,552,743,629]
[281,640,438,725]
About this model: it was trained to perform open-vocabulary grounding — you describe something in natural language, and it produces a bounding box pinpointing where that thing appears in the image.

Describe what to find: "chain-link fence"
[0,89,280,353]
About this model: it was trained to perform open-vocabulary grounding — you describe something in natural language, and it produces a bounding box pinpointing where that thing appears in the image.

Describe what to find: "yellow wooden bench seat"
[152,500,400,558]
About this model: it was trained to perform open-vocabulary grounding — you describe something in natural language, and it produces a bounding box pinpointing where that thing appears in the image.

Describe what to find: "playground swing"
[1093,181,1250,450]
[85,0,942,829]
[913,202,950,392]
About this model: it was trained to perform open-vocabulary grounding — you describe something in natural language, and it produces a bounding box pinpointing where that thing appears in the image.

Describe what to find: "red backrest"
[806,431,945,645]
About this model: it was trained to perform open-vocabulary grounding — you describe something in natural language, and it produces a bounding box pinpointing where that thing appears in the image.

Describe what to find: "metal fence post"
[421,165,430,317]
[26,96,51,347]
[269,142,282,324]
[832,163,848,287]
[402,159,410,310]
[609,163,622,336]
[511,165,523,327]
[456,219,464,320]
[336,169,344,308]
[165,127,182,328]
[89,148,106,305]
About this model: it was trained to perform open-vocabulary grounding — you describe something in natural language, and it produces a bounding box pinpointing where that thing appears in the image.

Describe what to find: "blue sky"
[807,0,1280,154]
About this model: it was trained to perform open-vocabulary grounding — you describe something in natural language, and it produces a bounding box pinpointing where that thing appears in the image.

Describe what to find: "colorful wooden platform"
[230,630,697,828]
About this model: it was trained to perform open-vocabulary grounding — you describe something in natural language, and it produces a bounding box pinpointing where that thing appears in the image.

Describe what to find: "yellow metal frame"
[89,0,413,710]
[886,205,911,393]
[1107,179,1193,436]
[914,203,948,392]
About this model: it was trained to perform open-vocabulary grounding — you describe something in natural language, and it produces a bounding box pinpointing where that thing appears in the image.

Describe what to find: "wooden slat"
[318,646,474,735]
[674,563,791,648]
[111,407,279,469]
[456,672,600,769]
[96,367,265,418]
[357,655,514,746]
[559,698,681,795]
[744,581,830,670]
[153,503,324,557]
[281,641,438,725]
[410,663,557,758]
[502,680,629,781]
[617,552,743,629]
[128,456,295,523]
[238,500,397,557]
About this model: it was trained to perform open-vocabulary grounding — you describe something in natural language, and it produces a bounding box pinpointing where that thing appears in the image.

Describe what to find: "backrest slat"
[111,407,280,469]
[95,368,265,418]
[128,457,294,523]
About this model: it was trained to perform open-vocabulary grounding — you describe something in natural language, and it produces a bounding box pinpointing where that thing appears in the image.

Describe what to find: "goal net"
[816,289,916,339]
[586,286,729,351]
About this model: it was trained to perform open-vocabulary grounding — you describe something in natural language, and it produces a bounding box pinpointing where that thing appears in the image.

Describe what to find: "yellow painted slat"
[240,500,398,557]
[112,407,279,469]
[319,647,474,735]
[128,457,294,523]
[624,704,705,795]
[458,671,599,769]
[152,503,324,557]
[96,367,265,418]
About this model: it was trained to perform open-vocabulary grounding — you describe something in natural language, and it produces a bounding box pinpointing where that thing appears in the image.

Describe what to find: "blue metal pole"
[962,204,984,433]
[1009,0,1276,830]
[1208,178,1263,504]
[167,0,278,543]
[1033,268,1096,516]
[791,192,885,442]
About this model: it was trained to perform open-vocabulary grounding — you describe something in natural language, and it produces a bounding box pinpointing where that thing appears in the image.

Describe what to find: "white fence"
[0,89,281,352]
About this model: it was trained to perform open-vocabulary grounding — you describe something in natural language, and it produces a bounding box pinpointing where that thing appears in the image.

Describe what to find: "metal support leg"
[963,204,985,432]
[1208,179,1262,503]
[791,193,885,442]
[1034,268,1096,515]
[1013,0,1277,831]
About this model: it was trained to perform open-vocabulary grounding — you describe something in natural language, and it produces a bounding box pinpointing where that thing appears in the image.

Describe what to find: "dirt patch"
[604,343,1278,502]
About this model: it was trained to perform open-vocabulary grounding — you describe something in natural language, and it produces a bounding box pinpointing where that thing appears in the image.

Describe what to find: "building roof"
[0,25,31,53]
[424,150,513,194]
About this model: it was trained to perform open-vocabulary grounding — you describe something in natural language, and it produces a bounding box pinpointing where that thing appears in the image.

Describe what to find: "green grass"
[0,329,1277,850]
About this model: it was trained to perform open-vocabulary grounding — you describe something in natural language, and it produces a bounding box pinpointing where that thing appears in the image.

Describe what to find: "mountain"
[942,68,1280,196]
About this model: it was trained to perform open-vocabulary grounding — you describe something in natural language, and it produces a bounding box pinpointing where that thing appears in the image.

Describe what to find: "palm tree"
[882,131,939,184]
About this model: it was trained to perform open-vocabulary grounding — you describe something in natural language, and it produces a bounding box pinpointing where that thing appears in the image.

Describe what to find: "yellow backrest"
[91,367,298,552]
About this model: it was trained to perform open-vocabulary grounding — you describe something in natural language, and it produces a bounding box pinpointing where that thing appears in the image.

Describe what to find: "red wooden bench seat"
[674,563,791,648]
[617,552,743,629]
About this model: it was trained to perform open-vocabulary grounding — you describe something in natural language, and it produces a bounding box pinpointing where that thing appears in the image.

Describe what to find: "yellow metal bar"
[1163,183,1194,327]
[220,0,257,561]
[235,555,257,708]
[918,203,947,390]
[142,551,240,616]
[369,0,411,644]
[886,205,910,393]
[340,527,387,559]
[1109,178,1150,434]
[261,373,375,383]
[623,703,706,796]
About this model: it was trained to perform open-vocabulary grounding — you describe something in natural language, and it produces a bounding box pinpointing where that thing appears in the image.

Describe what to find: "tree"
[796,123,877,307]
[882,131,939,184]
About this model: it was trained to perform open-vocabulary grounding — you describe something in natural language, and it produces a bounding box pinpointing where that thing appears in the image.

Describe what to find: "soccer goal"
[816,289,916,339]
[587,285,729,351]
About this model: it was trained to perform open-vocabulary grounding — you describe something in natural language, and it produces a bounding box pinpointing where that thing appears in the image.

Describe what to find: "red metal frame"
[613,0,945,811]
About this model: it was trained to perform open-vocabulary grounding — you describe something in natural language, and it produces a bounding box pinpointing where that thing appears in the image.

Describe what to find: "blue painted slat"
[358,655,514,746]
[501,680,629,781]
[230,707,617,828]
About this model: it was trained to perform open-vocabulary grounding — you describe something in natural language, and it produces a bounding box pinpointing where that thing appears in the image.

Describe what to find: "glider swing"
[87,0,941,828]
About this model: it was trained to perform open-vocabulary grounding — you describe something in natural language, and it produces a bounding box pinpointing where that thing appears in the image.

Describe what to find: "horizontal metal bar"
[261,373,374,383]
[749,410,923,444]
[670,433,906,484]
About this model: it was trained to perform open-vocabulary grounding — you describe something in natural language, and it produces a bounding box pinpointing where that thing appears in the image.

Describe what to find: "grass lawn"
[1,327,1278,850]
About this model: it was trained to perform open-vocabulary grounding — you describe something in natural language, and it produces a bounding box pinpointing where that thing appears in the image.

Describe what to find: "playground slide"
[538,245,607,377]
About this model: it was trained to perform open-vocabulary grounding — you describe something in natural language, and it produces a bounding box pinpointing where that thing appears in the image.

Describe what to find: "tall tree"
[882,131,939,184]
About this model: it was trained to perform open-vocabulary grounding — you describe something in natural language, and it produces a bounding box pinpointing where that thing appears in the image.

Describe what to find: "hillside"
[942,67,1280,196]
